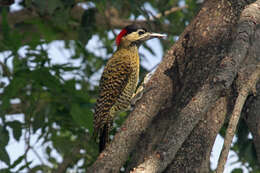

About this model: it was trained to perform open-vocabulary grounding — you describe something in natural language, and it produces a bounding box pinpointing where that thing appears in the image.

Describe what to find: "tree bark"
[87,0,257,172]
[243,23,260,167]
[127,97,229,173]
[244,81,260,166]
[165,97,228,173]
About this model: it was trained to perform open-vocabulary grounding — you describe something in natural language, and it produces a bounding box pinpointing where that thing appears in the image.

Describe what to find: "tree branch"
[126,97,229,173]
[240,5,260,168]
[213,0,260,88]
[0,3,181,45]
[244,81,260,166]
[151,5,188,20]
[0,61,11,78]
[131,1,255,173]
[87,0,252,172]
[216,6,260,171]
[216,63,260,173]
[131,83,223,173]
[164,97,228,173]
[242,17,260,168]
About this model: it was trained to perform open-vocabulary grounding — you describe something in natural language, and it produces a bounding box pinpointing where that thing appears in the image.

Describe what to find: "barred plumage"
[93,25,166,152]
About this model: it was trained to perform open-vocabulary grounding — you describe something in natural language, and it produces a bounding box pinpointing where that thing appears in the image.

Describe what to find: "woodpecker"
[93,24,166,152]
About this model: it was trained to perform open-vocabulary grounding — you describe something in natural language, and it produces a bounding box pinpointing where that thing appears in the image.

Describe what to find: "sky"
[0,0,251,172]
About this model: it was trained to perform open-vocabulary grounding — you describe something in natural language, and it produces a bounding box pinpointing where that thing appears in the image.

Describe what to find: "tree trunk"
[87,0,260,172]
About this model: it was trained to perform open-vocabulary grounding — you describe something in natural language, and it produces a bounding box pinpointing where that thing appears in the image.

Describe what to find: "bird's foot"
[143,71,153,85]
[130,72,153,109]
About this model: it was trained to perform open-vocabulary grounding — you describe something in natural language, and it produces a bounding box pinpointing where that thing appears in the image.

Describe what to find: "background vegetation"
[0,0,258,172]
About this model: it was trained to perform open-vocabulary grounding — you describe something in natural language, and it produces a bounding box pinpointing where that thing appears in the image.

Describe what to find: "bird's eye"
[138,31,145,35]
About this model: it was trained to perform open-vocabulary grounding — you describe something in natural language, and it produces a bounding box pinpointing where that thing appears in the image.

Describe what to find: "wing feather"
[93,57,132,134]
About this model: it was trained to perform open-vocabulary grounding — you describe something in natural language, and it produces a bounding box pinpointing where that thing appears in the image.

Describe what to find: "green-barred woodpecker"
[93,24,166,152]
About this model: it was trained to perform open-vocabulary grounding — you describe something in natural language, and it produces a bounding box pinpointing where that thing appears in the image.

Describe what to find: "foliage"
[0,0,257,172]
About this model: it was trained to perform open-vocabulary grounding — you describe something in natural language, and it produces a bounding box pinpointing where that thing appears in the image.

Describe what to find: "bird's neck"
[118,39,141,49]
[117,44,139,68]
[118,44,139,54]
[128,44,139,53]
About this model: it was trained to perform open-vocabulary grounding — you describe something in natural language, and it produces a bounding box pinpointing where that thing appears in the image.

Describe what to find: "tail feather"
[99,124,110,153]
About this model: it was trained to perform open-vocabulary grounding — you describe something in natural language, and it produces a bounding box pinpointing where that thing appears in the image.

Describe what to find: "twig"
[5,103,23,114]
[31,147,45,165]
[152,6,188,20]
[24,128,32,170]
[216,64,260,173]
[0,61,11,79]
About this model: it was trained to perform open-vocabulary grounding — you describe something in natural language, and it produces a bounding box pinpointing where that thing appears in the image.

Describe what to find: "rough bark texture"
[243,23,260,166]
[130,1,260,172]
[164,97,228,173]
[87,0,258,172]
[244,81,260,166]
[127,0,254,172]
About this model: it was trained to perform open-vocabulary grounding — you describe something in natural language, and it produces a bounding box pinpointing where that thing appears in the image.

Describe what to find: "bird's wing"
[93,57,132,133]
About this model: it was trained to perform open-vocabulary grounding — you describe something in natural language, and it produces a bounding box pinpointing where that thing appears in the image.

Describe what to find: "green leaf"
[30,165,51,172]
[0,168,10,173]
[0,126,10,165]
[33,0,63,15]
[231,168,243,173]
[70,104,93,134]
[1,8,10,41]
[79,8,97,44]
[9,155,24,169]
[4,76,27,97]
[1,9,23,51]
[23,18,56,42]
[0,148,10,166]
[0,126,9,148]
[46,146,51,156]
[6,121,22,141]
[30,165,44,172]
[17,161,32,171]
[52,8,70,29]
[252,169,260,173]
[0,96,10,116]
[32,112,45,133]
[52,135,73,154]
[48,156,57,164]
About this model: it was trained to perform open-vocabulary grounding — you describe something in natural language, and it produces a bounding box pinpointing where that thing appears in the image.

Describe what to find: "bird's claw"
[143,71,153,85]
[130,72,153,109]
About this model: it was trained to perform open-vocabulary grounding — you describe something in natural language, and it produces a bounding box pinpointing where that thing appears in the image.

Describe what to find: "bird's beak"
[140,32,167,42]
[148,32,167,39]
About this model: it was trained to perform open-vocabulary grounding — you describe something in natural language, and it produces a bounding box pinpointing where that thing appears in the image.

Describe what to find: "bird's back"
[93,46,139,151]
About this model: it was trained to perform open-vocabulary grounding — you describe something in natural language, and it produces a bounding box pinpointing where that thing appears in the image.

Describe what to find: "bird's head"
[116,25,166,48]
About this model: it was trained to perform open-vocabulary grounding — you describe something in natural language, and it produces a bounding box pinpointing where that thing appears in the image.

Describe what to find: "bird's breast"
[110,49,140,116]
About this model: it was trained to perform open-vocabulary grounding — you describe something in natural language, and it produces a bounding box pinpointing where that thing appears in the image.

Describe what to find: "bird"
[93,24,166,152]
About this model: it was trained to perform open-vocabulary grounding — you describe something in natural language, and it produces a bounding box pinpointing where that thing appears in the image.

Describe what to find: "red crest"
[116,29,127,46]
